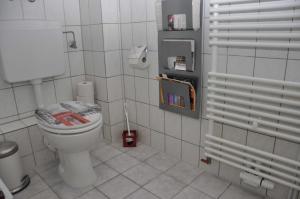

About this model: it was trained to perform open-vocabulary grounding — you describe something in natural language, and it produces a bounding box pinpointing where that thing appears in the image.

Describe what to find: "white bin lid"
[0,142,18,159]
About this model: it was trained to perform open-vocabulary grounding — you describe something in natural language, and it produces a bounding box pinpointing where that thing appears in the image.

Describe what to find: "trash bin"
[0,141,30,194]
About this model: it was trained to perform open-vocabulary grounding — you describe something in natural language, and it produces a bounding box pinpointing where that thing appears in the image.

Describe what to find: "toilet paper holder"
[128,45,150,70]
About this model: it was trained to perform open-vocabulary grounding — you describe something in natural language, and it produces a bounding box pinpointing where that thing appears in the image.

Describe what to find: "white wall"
[115,0,300,198]
[0,0,85,170]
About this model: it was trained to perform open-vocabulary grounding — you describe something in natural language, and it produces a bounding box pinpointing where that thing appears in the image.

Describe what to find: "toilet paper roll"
[76,96,95,104]
[77,81,94,97]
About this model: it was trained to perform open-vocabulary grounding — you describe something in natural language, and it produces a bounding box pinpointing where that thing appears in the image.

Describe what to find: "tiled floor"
[15,142,264,199]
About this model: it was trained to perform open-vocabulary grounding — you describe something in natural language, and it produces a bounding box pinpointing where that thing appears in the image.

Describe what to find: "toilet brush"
[122,101,137,147]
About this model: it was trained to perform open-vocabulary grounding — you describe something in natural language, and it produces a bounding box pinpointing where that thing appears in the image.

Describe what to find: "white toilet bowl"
[37,102,103,188]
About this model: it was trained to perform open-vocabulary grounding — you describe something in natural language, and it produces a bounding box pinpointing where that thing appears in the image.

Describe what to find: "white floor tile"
[146,153,179,172]
[38,166,62,187]
[92,145,123,161]
[166,162,204,184]
[144,174,185,199]
[94,164,119,186]
[123,163,161,185]
[190,172,230,198]
[126,189,159,199]
[173,186,213,199]
[97,175,139,199]
[77,189,108,199]
[105,153,140,173]
[52,182,94,199]
[28,189,59,199]
[219,185,264,199]
[14,175,49,199]
[126,144,158,161]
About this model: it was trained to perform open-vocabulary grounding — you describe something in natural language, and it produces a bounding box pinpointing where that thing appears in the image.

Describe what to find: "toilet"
[37,101,102,188]
[0,21,102,188]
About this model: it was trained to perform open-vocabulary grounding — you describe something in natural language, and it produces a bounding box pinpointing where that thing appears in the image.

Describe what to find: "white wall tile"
[109,100,124,125]
[94,52,106,77]
[254,58,286,80]
[227,56,255,76]
[84,51,94,75]
[285,59,300,82]
[28,125,46,152]
[121,24,133,50]
[107,76,123,102]
[219,163,241,185]
[120,0,131,23]
[147,22,158,51]
[149,106,164,133]
[0,89,18,118]
[81,26,92,50]
[137,125,151,145]
[42,81,57,106]
[166,136,181,159]
[135,77,149,103]
[63,0,81,25]
[274,139,300,160]
[101,0,120,23]
[122,50,135,76]
[103,24,121,51]
[21,0,45,19]
[124,76,135,100]
[126,100,136,123]
[132,23,147,46]
[131,0,147,22]
[89,0,102,24]
[95,77,108,101]
[79,0,89,25]
[182,141,199,167]
[147,0,156,21]
[111,122,124,143]
[136,102,149,127]
[148,51,159,79]
[54,78,73,102]
[14,85,36,113]
[0,0,23,20]
[105,51,122,77]
[256,47,288,59]
[90,24,104,51]
[69,51,85,76]
[149,79,159,106]
[5,129,32,157]
[182,116,200,145]
[247,132,275,153]
[44,0,65,24]
[165,112,181,139]
[223,125,247,145]
[151,130,164,152]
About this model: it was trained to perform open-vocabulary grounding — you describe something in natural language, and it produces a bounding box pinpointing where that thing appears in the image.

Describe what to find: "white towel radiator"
[206,0,300,194]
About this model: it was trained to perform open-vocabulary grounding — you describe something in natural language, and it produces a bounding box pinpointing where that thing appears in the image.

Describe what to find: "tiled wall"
[110,0,299,198]
[79,0,125,142]
[0,0,85,171]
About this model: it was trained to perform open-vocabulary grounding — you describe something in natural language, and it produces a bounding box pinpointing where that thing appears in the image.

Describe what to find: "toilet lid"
[36,101,102,135]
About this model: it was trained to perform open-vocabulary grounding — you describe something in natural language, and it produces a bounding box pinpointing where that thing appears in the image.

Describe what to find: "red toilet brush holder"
[122,130,137,147]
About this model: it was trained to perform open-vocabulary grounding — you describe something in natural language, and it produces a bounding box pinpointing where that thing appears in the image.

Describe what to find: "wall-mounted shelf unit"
[157,0,202,119]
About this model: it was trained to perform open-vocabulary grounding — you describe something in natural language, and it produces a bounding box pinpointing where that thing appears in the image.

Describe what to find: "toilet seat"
[37,101,102,135]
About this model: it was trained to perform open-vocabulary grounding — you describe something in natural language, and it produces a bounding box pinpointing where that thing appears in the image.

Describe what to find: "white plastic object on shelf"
[192,0,201,31]
[155,0,163,31]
